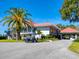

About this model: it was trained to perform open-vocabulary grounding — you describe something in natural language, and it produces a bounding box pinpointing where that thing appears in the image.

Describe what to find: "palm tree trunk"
[16,30,21,41]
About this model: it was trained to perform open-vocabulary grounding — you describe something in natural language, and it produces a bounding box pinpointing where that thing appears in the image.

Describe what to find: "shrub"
[37,35,58,42]
[42,35,52,39]
[0,35,7,40]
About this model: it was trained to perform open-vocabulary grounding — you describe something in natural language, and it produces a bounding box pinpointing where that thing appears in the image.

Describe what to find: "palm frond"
[2,7,32,32]
[0,16,10,22]
[25,13,32,16]
[3,19,11,26]
[11,21,16,27]
[8,20,14,27]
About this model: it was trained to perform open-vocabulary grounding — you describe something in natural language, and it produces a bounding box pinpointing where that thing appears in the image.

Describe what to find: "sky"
[0,0,79,34]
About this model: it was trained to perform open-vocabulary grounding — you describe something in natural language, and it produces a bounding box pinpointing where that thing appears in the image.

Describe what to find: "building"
[7,21,60,39]
[20,22,59,37]
[60,27,79,40]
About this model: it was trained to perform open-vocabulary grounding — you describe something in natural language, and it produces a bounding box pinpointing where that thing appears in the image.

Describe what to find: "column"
[60,34,62,40]
[75,34,77,39]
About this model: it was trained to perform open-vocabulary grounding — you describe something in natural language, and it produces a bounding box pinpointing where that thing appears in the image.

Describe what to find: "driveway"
[0,40,79,59]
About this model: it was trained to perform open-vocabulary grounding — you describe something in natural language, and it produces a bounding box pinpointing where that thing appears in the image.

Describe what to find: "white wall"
[20,27,50,36]
[36,27,50,36]
[41,30,50,36]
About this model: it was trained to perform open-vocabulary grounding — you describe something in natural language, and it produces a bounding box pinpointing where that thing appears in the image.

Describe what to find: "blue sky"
[0,0,78,34]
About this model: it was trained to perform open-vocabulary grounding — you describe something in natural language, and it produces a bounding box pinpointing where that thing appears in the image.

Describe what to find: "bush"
[0,35,7,40]
[37,35,58,42]
[45,35,53,38]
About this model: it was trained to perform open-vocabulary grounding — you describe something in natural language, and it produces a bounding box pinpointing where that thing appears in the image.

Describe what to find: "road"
[0,40,79,59]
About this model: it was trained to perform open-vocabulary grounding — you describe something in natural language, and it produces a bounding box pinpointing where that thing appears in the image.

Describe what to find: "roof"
[33,22,52,27]
[24,21,60,30]
[61,27,78,33]
[32,22,60,30]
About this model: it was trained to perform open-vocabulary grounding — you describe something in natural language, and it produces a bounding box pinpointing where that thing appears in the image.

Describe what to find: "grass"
[0,39,24,42]
[0,37,58,43]
[69,39,79,54]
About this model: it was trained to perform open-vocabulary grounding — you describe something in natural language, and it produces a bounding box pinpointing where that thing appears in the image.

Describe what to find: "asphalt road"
[0,40,79,59]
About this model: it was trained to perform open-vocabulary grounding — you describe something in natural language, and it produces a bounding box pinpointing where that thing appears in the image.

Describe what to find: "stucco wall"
[41,30,50,36]
[36,27,50,36]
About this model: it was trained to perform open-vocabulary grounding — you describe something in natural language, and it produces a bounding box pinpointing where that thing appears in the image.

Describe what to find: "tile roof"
[24,21,60,29]
[61,27,78,33]
[33,22,52,27]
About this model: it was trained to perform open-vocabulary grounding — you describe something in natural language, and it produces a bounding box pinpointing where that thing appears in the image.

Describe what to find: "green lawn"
[0,40,24,42]
[69,39,79,54]
[0,37,58,43]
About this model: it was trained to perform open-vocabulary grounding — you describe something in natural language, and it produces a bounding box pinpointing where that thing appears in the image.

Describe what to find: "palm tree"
[0,8,32,41]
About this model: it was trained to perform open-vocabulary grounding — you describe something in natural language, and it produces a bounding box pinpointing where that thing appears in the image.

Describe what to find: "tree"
[57,24,76,29]
[0,8,32,41]
[56,24,66,29]
[60,0,79,22]
[37,30,42,34]
[66,24,76,28]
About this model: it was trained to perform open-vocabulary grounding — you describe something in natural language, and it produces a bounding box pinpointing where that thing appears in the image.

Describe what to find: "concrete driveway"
[0,40,79,59]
